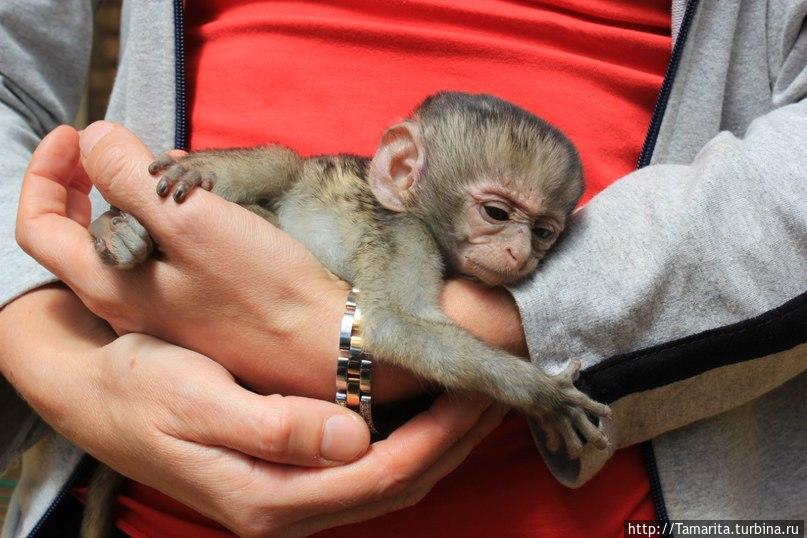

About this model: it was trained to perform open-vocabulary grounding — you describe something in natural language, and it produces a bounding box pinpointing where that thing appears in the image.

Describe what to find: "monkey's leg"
[81,463,126,538]
[149,145,302,205]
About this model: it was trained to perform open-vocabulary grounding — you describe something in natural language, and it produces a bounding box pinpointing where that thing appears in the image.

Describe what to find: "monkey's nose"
[505,246,530,270]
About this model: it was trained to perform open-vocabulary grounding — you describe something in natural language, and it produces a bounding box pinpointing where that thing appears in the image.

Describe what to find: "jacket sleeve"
[510,4,807,486]
[0,0,97,472]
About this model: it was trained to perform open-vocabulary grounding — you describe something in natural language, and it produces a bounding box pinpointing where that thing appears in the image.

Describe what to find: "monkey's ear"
[368,122,424,212]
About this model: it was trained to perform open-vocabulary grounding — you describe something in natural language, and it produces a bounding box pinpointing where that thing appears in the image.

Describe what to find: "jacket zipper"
[637,0,700,169]
[636,1,700,534]
[27,456,92,538]
[174,0,188,151]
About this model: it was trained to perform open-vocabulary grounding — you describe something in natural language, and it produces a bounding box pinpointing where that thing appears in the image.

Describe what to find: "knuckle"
[258,395,295,460]
[395,486,430,512]
[14,224,32,252]
[92,142,136,190]
[85,290,117,321]
[375,454,416,497]
[231,518,273,538]
[227,506,284,538]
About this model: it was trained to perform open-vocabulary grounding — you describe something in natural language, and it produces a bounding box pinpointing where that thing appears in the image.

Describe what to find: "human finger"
[79,121,181,235]
[294,403,509,536]
[172,387,371,467]
[276,392,493,510]
[16,125,105,282]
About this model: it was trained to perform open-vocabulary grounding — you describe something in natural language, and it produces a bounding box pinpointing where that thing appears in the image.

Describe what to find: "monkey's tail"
[80,462,126,538]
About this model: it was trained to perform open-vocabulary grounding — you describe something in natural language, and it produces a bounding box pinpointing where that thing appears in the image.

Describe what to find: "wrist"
[294,281,424,404]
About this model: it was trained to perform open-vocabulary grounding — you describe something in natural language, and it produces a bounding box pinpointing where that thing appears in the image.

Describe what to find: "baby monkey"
[90,92,609,444]
[86,93,609,535]
[92,91,609,447]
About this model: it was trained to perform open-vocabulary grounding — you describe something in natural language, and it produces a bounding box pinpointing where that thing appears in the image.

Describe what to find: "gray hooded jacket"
[1,0,805,536]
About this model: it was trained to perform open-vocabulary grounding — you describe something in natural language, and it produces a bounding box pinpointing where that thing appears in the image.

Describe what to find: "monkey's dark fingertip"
[148,162,160,175]
[156,180,169,197]
[173,188,186,203]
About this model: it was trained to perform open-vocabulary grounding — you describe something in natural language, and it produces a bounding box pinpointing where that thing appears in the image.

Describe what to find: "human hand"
[0,286,504,537]
[15,123,425,400]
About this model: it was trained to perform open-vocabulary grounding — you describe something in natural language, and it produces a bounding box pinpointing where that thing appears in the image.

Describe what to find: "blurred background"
[0,0,122,526]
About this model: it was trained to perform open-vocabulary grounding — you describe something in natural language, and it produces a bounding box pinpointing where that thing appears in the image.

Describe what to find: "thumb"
[79,121,166,232]
[190,388,371,467]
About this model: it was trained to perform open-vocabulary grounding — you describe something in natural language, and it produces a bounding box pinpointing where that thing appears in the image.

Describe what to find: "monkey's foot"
[89,209,154,269]
[149,152,216,203]
[524,359,611,459]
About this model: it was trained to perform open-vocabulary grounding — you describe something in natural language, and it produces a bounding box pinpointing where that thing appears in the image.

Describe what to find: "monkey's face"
[449,179,565,286]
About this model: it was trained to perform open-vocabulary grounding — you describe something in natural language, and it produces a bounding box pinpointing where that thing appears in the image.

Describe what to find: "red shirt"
[115,1,671,536]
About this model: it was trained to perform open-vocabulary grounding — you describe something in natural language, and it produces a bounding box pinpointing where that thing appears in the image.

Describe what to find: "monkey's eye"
[483,205,510,221]
[534,227,554,239]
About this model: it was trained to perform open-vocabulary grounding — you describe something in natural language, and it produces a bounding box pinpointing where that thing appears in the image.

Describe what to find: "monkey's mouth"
[462,259,526,287]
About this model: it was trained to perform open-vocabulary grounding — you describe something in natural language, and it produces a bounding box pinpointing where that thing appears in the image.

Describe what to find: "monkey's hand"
[149,152,216,203]
[88,207,154,269]
[527,358,611,459]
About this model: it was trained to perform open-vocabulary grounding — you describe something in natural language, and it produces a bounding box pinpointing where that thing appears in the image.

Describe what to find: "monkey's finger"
[16,126,109,283]
[148,151,186,175]
[570,408,609,450]
[540,419,562,454]
[575,394,612,420]
[558,416,584,459]
[176,387,371,467]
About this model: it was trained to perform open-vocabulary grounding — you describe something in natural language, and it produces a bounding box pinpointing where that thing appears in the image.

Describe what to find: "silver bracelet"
[336,288,377,433]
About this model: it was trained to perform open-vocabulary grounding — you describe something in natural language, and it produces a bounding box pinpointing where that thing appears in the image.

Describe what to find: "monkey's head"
[368,92,583,286]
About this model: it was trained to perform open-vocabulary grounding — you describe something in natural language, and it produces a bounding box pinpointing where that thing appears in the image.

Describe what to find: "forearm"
[0,285,115,415]
[227,279,526,404]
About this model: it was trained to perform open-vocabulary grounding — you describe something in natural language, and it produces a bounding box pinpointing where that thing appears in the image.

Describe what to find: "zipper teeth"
[637,0,700,169]
[27,456,91,538]
[635,0,699,532]
[642,442,672,537]
[174,0,188,151]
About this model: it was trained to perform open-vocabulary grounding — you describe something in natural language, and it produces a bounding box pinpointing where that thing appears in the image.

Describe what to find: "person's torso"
[112,2,669,536]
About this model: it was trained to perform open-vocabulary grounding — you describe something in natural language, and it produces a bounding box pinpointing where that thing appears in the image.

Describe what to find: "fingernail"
[79,121,115,156]
[321,414,368,462]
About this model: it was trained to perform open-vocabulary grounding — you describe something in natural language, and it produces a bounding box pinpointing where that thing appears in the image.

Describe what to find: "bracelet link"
[336,288,377,433]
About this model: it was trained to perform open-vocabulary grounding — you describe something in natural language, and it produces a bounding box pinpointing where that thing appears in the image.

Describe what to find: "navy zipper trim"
[637,0,700,169]
[642,443,673,537]
[174,0,188,151]
[27,455,92,538]
[633,0,699,532]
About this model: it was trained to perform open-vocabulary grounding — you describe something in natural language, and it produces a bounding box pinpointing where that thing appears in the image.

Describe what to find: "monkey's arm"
[353,218,609,457]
